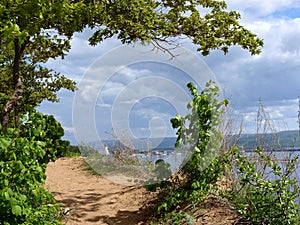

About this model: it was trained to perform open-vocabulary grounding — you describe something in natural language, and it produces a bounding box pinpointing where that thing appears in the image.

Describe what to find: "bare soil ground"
[45,157,240,225]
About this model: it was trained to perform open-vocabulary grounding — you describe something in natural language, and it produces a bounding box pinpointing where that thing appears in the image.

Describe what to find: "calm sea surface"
[140,149,300,185]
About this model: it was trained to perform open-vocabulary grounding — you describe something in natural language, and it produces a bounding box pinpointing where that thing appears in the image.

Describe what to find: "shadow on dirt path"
[45,157,153,225]
[45,157,240,225]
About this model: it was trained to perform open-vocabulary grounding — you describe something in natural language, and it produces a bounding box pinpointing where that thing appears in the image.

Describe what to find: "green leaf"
[4,179,9,187]
[0,138,11,149]
[194,147,201,153]
[19,194,27,202]
[4,191,10,200]
[12,205,22,216]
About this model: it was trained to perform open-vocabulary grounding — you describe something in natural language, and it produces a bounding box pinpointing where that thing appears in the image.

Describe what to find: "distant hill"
[83,130,300,152]
[100,137,177,152]
[229,130,300,151]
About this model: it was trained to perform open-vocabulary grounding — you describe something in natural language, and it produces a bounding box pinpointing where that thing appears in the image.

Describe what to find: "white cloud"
[120,99,140,104]
[132,108,173,120]
[45,29,121,81]
[41,3,300,141]
[76,65,121,102]
[234,99,299,133]
[96,102,111,108]
[257,18,300,59]
[63,126,75,133]
[204,13,300,110]
[117,67,150,82]
[227,0,300,18]
[100,81,125,97]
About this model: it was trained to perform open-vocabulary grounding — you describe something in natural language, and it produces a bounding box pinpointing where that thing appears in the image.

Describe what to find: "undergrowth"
[224,147,300,225]
[0,108,66,224]
[145,81,300,225]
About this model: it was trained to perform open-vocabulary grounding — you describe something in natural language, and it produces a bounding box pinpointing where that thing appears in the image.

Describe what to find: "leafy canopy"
[0,1,265,223]
[0,0,263,128]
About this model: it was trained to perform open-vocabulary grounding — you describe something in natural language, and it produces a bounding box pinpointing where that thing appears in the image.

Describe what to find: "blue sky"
[39,1,300,145]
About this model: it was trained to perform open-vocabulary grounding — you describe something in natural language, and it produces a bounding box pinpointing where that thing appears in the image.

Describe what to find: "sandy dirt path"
[45,157,152,225]
[45,157,239,225]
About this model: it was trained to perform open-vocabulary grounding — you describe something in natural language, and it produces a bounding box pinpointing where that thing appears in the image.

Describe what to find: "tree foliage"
[0,1,264,223]
[0,0,77,129]
[0,0,263,129]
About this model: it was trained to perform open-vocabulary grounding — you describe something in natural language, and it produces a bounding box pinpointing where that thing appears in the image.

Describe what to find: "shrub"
[225,146,300,225]
[146,81,229,215]
[170,81,228,196]
[62,145,81,157]
[19,107,70,163]
[0,108,65,224]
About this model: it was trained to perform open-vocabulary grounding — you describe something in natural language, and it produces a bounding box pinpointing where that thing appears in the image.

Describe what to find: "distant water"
[243,150,300,188]
[139,148,300,183]
[138,149,189,172]
[95,131,300,181]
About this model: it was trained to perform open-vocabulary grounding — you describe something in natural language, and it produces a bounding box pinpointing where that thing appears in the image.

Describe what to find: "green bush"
[62,145,81,157]
[147,81,229,215]
[171,81,228,191]
[146,81,300,225]
[150,212,195,225]
[79,145,100,157]
[144,159,172,192]
[19,107,70,163]
[226,147,300,225]
[0,108,66,224]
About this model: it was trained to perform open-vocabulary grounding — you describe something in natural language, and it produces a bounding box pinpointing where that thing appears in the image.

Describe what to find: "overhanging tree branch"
[0,0,263,131]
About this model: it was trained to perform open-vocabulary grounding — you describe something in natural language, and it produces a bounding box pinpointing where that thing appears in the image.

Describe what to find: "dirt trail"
[45,157,152,225]
[45,157,239,225]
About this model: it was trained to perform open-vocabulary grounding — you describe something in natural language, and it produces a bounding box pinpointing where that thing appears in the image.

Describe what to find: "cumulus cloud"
[46,29,121,81]
[40,2,300,142]
[202,9,300,134]
[227,0,300,18]
[63,126,75,133]
[204,13,300,105]
[234,99,299,133]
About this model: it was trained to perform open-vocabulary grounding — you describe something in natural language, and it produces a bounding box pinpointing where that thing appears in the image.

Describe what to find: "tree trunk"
[1,38,26,131]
